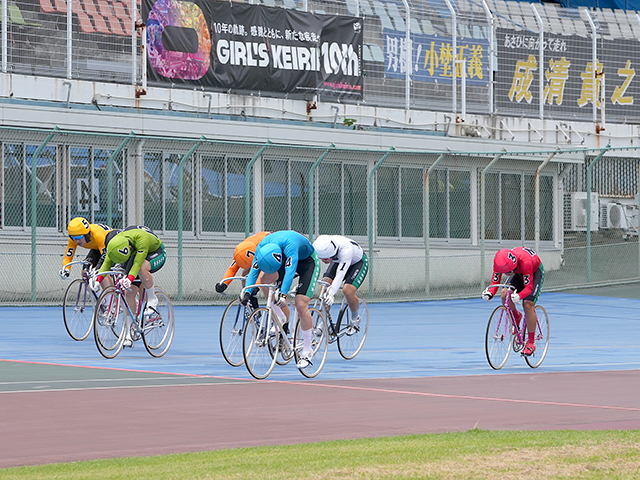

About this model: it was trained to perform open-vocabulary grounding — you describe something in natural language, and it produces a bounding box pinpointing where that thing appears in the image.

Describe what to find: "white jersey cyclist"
[313,234,367,298]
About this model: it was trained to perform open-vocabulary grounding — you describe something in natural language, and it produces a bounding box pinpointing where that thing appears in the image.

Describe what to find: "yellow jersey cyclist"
[60,217,112,279]
[94,226,166,326]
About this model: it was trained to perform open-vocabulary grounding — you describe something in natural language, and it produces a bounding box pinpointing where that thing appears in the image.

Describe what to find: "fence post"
[480,150,504,290]
[368,147,395,299]
[30,126,59,302]
[586,145,611,282]
[244,141,271,237]
[107,132,135,227]
[177,137,206,301]
[534,150,558,253]
[307,145,333,240]
[424,153,445,297]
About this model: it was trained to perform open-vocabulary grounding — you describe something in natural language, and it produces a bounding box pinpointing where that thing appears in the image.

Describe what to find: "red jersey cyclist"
[482,247,544,356]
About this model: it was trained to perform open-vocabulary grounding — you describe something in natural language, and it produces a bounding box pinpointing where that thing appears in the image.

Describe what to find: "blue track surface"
[3,292,640,380]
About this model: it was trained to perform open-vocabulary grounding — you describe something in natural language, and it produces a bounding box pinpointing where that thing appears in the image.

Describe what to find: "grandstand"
[1,0,640,305]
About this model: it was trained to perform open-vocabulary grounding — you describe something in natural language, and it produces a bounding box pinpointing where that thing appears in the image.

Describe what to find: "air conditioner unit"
[565,192,599,231]
[602,203,627,229]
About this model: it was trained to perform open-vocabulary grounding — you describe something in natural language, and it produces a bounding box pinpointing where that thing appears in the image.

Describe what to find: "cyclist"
[94,226,166,347]
[215,231,291,327]
[59,217,112,280]
[312,234,368,330]
[482,247,544,356]
[242,230,320,369]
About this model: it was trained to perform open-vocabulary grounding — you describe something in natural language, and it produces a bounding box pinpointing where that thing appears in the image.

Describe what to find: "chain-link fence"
[4,0,640,122]
[2,125,640,305]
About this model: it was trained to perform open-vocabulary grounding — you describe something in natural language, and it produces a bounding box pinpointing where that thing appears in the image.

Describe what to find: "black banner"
[496,28,640,120]
[144,0,363,98]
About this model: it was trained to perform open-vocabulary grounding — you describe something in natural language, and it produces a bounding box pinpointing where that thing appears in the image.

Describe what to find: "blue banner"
[383,29,489,86]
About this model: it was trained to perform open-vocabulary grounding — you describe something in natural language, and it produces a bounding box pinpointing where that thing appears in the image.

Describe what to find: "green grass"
[2,430,640,479]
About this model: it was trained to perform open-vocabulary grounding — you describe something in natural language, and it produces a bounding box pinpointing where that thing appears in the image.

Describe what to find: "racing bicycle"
[92,268,175,359]
[484,284,550,370]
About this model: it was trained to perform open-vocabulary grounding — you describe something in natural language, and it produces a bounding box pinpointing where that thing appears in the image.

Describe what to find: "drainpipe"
[368,147,395,299]
[480,150,505,288]
[244,141,271,237]
[532,4,543,120]
[534,150,558,253]
[402,0,411,110]
[585,10,597,123]
[586,145,610,282]
[444,0,457,115]
[31,126,59,302]
[424,153,446,297]
[307,145,334,240]
[106,132,135,227]
[177,136,206,301]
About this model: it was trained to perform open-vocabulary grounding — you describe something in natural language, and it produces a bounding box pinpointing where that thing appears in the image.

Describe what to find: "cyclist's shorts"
[147,245,166,273]
[506,265,544,303]
[324,253,368,290]
[275,252,321,298]
[83,249,102,268]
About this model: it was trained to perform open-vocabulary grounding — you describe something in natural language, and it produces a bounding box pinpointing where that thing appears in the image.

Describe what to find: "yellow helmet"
[68,217,91,237]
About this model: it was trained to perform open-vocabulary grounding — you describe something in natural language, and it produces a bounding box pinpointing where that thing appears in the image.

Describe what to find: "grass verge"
[2,429,640,479]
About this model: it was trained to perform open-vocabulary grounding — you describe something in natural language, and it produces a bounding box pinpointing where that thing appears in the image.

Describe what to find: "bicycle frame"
[315,280,352,340]
[100,270,149,334]
[488,283,526,341]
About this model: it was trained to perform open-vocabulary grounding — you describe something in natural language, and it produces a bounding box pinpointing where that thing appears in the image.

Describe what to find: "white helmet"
[313,235,337,259]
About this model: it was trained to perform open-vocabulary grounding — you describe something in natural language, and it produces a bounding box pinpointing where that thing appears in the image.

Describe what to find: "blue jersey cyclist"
[242,230,321,369]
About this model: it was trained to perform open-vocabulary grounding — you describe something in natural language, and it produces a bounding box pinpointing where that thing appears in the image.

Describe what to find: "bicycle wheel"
[243,307,277,379]
[336,299,369,360]
[93,287,127,359]
[219,298,252,367]
[525,305,550,368]
[142,287,175,358]
[485,305,512,370]
[63,278,95,341]
[294,307,328,378]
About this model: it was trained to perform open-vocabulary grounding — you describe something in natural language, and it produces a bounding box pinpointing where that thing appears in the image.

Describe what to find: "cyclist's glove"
[481,289,493,301]
[239,291,251,306]
[511,292,522,305]
[119,275,135,290]
[90,275,103,292]
[324,291,335,306]
[59,268,70,280]
[249,295,260,310]
[215,282,228,294]
[273,289,287,308]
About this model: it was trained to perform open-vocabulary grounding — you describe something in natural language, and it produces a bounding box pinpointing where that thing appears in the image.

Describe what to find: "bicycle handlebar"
[241,283,278,295]
[485,284,516,291]
[220,276,246,283]
[64,260,92,269]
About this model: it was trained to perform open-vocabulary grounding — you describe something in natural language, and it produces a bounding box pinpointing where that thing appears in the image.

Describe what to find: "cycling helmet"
[68,217,90,237]
[256,243,283,274]
[313,235,337,259]
[233,239,256,270]
[107,235,132,264]
[494,248,517,273]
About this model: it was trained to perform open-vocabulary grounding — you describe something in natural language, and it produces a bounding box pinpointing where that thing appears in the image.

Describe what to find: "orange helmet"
[233,238,257,270]
[494,248,517,273]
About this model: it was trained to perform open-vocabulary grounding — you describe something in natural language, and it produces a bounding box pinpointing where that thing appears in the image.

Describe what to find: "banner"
[496,28,640,119]
[383,29,489,86]
[144,0,363,98]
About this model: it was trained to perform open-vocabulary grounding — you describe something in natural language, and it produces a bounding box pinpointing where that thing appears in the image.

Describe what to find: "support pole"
[368,147,395,299]
[534,150,558,253]
[424,153,445,297]
[177,137,206,301]
[480,150,505,289]
[244,141,271,237]
[30,127,59,301]
[107,132,135,227]
[586,145,610,282]
[307,145,333,240]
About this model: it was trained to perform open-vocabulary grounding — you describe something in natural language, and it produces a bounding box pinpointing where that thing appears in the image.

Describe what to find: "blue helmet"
[256,243,283,274]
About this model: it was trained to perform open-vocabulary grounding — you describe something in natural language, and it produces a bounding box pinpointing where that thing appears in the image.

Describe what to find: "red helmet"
[494,248,517,273]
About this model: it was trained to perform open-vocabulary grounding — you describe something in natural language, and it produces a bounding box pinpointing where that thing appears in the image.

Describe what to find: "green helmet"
[108,235,132,264]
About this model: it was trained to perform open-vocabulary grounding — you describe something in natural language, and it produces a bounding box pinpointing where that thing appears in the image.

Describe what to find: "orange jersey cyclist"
[215,231,291,327]
[482,247,544,356]
[243,230,321,369]
[59,217,112,279]
[312,234,368,329]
